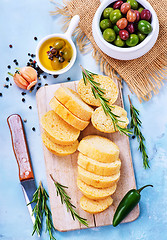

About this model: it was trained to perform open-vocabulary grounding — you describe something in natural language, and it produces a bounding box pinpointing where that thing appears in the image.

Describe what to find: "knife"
[7,114,37,228]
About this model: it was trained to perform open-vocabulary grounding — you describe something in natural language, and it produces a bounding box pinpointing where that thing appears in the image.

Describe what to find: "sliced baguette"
[41,110,80,145]
[49,97,89,131]
[80,195,113,213]
[54,87,93,121]
[91,105,129,133]
[77,178,117,200]
[78,166,120,188]
[78,152,121,176]
[78,135,119,163]
[77,75,118,107]
[42,131,78,156]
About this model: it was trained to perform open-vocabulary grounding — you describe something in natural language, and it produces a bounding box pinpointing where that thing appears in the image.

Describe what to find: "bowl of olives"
[92,0,159,60]
[36,15,80,74]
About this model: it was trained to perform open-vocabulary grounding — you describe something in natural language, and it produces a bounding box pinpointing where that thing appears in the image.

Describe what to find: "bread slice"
[78,166,120,188]
[77,75,118,107]
[78,152,121,176]
[80,195,113,213]
[42,131,78,156]
[78,135,119,163]
[41,110,80,145]
[49,97,89,131]
[91,105,129,133]
[54,87,93,121]
[77,178,117,200]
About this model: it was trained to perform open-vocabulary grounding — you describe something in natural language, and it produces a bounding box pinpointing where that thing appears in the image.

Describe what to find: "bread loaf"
[49,97,89,130]
[78,152,121,176]
[54,87,93,121]
[78,135,119,163]
[77,178,117,200]
[78,166,120,188]
[77,75,118,107]
[80,195,113,213]
[41,110,80,145]
[42,131,78,156]
[91,105,129,133]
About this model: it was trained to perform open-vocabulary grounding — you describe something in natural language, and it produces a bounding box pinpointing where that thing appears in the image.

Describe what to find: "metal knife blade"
[7,114,37,227]
[21,179,37,224]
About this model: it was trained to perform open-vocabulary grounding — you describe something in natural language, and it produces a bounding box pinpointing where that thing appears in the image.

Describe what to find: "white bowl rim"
[94,0,158,52]
[35,33,76,75]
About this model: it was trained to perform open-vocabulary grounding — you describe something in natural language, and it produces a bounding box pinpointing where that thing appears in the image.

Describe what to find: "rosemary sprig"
[50,174,88,227]
[80,66,132,136]
[28,181,56,239]
[128,96,149,169]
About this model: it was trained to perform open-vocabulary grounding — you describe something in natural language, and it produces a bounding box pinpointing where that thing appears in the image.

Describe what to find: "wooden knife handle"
[7,114,34,182]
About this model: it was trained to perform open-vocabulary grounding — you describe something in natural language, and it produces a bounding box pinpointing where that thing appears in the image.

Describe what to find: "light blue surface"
[0,0,167,239]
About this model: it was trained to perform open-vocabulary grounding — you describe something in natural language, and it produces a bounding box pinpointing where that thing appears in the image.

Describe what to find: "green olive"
[53,39,65,50]
[138,7,144,14]
[100,19,112,31]
[103,7,114,19]
[126,34,139,47]
[113,25,120,35]
[114,35,125,47]
[61,48,73,61]
[137,31,146,42]
[51,57,62,70]
[138,20,152,34]
[103,28,116,42]
[110,9,122,24]
[127,0,138,10]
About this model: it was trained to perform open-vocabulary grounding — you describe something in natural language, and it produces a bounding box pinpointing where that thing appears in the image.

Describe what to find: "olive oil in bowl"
[38,37,73,71]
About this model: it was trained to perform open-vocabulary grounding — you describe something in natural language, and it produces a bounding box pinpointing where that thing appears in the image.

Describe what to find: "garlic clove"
[13,73,28,89]
[27,79,38,90]
[20,67,37,83]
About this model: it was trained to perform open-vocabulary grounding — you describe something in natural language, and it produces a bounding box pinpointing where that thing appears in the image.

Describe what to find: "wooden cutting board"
[36,80,139,232]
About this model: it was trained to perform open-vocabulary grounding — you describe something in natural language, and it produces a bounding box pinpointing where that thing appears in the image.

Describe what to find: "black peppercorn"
[59,56,65,63]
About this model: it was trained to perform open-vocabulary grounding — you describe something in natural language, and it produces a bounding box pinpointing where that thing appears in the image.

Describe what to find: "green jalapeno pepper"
[113,184,153,227]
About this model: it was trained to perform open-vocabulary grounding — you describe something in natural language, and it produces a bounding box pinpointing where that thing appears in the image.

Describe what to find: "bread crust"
[78,166,120,188]
[78,135,119,163]
[41,110,80,145]
[54,87,93,121]
[42,132,79,156]
[49,97,90,130]
[78,152,121,176]
[80,195,113,213]
[77,178,117,200]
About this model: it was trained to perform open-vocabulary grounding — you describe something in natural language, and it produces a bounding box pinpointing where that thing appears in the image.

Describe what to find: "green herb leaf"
[128,95,149,169]
[29,181,56,239]
[50,174,88,227]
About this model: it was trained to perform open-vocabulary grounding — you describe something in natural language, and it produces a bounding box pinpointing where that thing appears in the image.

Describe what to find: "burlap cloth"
[51,0,167,102]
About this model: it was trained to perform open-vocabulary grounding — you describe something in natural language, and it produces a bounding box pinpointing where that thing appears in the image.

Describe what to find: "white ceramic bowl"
[36,15,80,75]
[92,0,159,60]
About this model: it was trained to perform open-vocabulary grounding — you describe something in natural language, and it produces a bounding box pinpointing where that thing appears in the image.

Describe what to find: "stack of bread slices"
[41,86,93,156]
[77,135,121,214]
